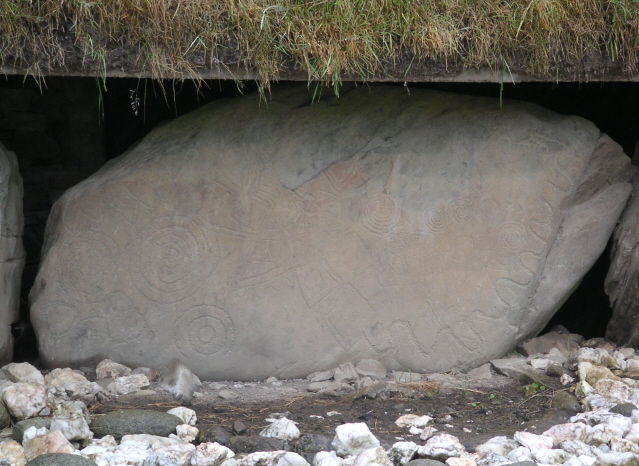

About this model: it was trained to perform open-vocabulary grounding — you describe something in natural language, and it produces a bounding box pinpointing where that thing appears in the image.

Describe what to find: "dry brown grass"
[1,0,638,86]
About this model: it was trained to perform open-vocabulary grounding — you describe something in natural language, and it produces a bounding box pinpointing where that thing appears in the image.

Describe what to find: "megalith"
[0,142,24,364]
[606,169,639,346]
[30,85,633,380]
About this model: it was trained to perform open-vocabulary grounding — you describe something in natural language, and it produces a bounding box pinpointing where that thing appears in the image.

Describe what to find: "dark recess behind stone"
[0,77,637,362]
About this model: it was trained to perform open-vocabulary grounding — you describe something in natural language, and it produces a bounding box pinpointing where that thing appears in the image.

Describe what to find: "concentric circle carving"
[499,221,527,251]
[424,206,448,232]
[131,217,211,303]
[174,305,236,358]
[360,193,399,234]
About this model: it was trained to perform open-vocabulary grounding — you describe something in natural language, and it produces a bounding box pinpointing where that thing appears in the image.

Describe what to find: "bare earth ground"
[87,372,572,453]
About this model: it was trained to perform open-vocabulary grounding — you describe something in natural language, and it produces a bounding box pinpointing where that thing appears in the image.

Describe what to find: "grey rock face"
[89,409,182,440]
[606,173,639,346]
[30,85,633,379]
[26,454,97,466]
[0,143,25,365]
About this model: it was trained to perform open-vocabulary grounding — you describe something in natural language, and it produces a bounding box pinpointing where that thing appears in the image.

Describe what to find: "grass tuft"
[1,0,638,88]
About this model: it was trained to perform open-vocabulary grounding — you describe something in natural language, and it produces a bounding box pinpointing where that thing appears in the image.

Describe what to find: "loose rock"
[2,363,44,385]
[95,359,131,379]
[23,429,75,460]
[332,423,380,457]
[89,409,182,440]
[13,418,52,443]
[167,407,197,426]
[25,454,97,466]
[261,417,301,441]
[106,374,150,395]
[176,424,199,442]
[0,440,27,466]
[197,425,231,446]
[417,434,465,461]
[43,369,101,399]
[49,417,93,442]
[159,359,202,404]
[3,382,47,420]
[332,364,359,384]
[191,442,235,466]
[354,360,387,381]
[550,391,582,413]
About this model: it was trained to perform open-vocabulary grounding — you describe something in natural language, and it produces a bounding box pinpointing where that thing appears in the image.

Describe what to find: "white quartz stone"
[167,407,197,426]
[419,426,438,440]
[352,447,392,466]
[506,446,533,463]
[417,433,466,460]
[474,436,519,457]
[395,414,432,428]
[314,451,344,466]
[191,442,235,466]
[260,417,301,441]
[106,374,150,395]
[121,434,185,448]
[176,424,199,443]
[332,423,380,457]
[445,458,477,466]
[50,417,93,441]
[542,422,590,445]
[151,443,196,466]
[530,447,571,464]
[387,441,418,465]
[513,431,553,450]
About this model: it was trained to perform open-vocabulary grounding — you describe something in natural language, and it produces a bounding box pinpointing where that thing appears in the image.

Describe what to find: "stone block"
[29,85,633,379]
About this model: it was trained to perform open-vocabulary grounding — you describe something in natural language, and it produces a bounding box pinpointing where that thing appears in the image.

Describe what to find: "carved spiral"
[449,198,473,224]
[360,193,399,234]
[424,206,448,232]
[131,217,211,303]
[499,221,527,251]
[174,305,236,358]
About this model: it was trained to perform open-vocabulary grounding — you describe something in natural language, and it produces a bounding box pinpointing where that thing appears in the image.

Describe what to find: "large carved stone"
[606,169,639,346]
[30,86,633,379]
[0,143,25,364]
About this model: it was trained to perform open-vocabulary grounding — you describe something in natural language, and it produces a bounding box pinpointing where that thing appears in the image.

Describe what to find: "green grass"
[1,0,638,87]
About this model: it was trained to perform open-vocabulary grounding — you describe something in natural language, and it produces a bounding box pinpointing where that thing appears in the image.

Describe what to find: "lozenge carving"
[30,85,633,379]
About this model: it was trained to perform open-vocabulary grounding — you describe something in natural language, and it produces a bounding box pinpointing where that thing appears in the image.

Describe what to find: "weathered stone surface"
[30,85,633,379]
[606,172,639,347]
[26,454,97,466]
[0,142,25,365]
[89,409,182,440]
